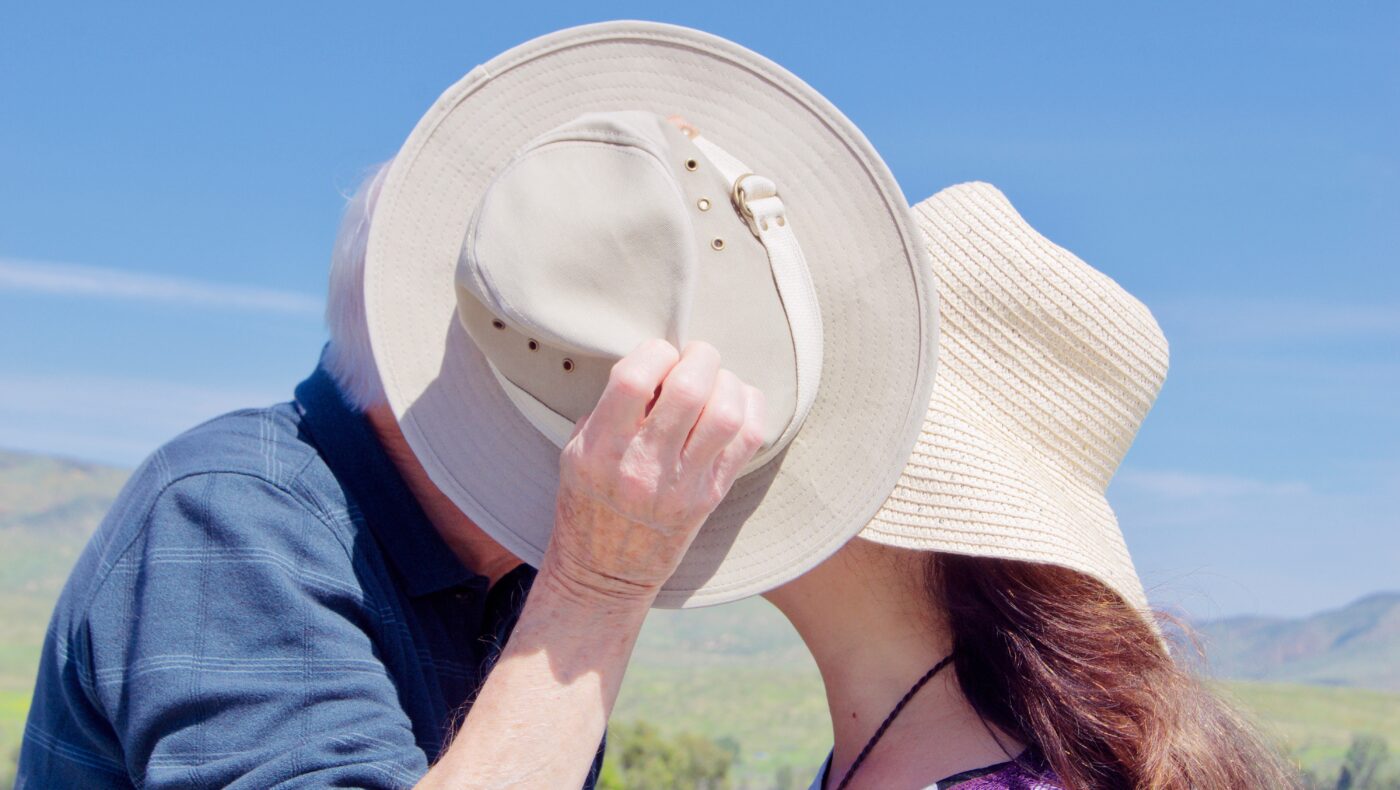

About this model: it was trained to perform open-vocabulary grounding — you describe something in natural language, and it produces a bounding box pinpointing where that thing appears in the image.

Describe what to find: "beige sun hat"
[363,21,937,607]
[861,182,1169,613]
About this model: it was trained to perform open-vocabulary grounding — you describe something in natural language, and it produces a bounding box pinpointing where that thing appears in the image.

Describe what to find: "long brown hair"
[929,553,1300,789]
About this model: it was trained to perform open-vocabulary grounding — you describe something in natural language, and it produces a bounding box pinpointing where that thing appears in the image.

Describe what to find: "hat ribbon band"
[692,133,825,469]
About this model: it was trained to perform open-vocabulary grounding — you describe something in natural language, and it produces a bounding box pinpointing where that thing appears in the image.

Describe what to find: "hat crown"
[450,110,809,454]
[458,111,698,358]
[916,183,1169,491]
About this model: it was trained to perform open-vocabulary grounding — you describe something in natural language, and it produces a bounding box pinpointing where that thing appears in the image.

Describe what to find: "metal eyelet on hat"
[491,319,506,330]
[711,238,725,250]
[685,158,699,171]
[527,339,539,351]
[697,198,711,211]
[562,358,575,372]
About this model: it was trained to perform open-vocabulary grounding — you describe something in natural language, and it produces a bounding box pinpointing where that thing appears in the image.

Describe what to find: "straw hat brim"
[862,384,1149,612]
[364,21,937,607]
[861,184,1161,614]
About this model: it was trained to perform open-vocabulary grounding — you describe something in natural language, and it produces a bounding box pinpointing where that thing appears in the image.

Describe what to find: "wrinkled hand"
[542,339,766,604]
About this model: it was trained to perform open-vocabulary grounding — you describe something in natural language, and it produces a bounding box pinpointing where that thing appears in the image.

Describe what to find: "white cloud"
[0,257,322,316]
[0,373,288,467]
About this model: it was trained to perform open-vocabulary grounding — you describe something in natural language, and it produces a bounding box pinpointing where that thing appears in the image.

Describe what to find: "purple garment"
[809,751,1062,790]
[945,759,1062,789]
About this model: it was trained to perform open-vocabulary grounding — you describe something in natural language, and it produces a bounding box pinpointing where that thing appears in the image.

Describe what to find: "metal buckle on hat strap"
[728,172,784,236]
[731,172,757,219]
[692,133,784,239]
[730,173,783,237]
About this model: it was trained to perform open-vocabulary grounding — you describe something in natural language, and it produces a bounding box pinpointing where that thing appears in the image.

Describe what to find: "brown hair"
[929,553,1300,790]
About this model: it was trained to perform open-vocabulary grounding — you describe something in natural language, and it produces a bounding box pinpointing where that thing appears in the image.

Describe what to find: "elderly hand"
[541,339,766,604]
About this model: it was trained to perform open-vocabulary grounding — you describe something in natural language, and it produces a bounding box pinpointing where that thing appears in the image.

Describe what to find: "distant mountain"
[1198,592,1400,691]
[0,448,129,534]
[640,592,1400,691]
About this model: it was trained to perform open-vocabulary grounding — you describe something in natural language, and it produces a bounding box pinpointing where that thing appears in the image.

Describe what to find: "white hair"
[324,162,392,411]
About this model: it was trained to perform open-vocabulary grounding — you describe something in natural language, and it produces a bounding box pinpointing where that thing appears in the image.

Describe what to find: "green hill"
[0,449,130,783]
[0,450,129,685]
[1,447,1398,787]
[622,598,1400,786]
[1222,682,1400,782]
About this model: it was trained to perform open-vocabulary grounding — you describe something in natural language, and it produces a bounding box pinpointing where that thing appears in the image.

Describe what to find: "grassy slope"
[614,653,1400,787]
[617,599,831,783]
[1224,681,1400,776]
[618,600,1400,785]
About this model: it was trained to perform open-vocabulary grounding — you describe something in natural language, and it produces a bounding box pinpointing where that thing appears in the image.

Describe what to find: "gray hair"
[324,162,392,411]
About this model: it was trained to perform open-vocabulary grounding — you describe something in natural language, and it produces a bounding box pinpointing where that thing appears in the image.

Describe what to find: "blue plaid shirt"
[18,354,600,788]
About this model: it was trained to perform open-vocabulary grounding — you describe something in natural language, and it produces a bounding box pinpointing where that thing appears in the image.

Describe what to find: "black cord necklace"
[827,653,956,790]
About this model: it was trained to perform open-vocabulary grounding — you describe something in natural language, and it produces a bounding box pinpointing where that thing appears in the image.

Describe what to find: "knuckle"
[741,423,766,450]
[581,437,624,468]
[708,405,746,436]
[713,368,741,397]
[624,338,679,374]
[643,337,681,361]
[683,340,721,364]
[664,377,709,410]
[614,462,657,504]
[707,481,732,508]
[608,366,655,401]
[746,385,767,414]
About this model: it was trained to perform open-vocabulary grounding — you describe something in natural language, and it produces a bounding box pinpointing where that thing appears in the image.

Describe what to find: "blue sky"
[1,2,1395,619]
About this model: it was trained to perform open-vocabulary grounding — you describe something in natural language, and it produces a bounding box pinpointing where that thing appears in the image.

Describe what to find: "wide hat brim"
[364,21,936,607]
[861,183,1160,616]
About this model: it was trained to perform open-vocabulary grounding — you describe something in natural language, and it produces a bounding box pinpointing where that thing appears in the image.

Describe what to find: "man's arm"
[419,339,766,789]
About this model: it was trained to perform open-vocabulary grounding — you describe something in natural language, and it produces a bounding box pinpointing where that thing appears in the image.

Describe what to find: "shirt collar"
[294,348,489,598]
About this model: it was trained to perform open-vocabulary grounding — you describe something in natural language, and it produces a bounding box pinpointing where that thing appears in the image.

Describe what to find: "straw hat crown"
[864,182,1169,611]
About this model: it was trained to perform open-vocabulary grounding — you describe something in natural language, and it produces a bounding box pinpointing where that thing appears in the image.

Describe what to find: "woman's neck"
[765,540,1022,787]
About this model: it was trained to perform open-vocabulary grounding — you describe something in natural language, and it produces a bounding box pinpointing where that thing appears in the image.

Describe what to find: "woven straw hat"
[861,183,1169,612]
[364,22,937,607]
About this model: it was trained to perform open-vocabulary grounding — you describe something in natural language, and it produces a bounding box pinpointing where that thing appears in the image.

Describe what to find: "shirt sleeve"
[83,471,430,789]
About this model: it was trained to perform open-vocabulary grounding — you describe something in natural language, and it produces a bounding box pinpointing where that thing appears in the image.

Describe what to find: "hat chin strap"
[491,135,824,476]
